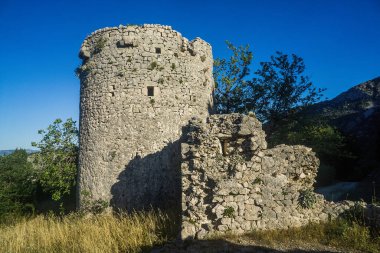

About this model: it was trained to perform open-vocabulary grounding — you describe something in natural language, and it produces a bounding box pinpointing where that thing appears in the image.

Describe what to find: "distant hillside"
[306,76,380,175]
[308,76,380,122]
[0,149,38,156]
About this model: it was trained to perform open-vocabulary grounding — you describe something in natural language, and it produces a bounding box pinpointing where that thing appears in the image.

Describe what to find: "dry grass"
[0,211,176,253]
[1,210,380,253]
[236,219,380,253]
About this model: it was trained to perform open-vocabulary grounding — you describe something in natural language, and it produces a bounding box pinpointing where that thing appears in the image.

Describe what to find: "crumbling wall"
[77,24,213,211]
[181,113,354,239]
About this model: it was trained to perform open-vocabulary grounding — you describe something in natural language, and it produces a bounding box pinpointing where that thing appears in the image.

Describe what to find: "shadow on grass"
[149,238,340,253]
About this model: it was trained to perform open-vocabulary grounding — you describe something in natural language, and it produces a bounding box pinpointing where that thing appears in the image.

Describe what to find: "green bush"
[31,118,78,212]
[223,206,235,218]
[0,150,37,219]
[149,61,158,70]
[269,119,358,184]
[298,189,317,208]
[93,37,107,55]
[80,191,109,214]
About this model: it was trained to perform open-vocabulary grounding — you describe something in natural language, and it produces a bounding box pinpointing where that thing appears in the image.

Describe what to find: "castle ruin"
[180,113,357,239]
[77,25,378,239]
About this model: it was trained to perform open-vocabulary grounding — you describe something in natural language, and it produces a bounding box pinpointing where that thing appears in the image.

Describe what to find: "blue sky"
[0,0,379,149]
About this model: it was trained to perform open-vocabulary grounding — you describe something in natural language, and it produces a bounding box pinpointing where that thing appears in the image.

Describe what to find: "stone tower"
[77,24,214,210]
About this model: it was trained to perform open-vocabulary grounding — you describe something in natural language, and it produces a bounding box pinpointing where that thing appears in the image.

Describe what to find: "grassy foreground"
[221,219,380,253]
[1,212,379,253]
[0,212,176,253]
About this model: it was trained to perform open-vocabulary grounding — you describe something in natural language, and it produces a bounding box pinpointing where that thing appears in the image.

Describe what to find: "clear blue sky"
[0,0,379,150]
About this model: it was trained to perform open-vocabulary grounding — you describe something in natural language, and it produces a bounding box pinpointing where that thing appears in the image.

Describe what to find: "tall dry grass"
[0,211,176,253]
[242,219,380,253]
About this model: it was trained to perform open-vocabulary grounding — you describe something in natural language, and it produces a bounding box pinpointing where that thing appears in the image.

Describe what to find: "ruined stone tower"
[77,24,214,210]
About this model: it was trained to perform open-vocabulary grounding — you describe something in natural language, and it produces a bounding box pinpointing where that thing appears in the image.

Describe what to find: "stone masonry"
[77,24,213,210]
[77,25,379,239]
[180,113,357,239]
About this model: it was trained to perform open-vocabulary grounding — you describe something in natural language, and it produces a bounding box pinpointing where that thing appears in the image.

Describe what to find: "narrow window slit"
[222,141,229,156]
[147,86,154,96]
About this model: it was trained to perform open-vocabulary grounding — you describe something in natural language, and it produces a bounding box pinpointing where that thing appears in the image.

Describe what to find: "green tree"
[31,118,78,210]
[268,117,355,185]
[288,124,346,158]
[247,52,325,134]
[213,41,253,113]
[0,149,36,218]
[213,43,349,185]
[214,44,325,135]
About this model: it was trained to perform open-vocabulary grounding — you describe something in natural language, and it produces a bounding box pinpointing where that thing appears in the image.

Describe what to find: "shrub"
[80,190,109,214]
[149,62,158,70]
[75,64,92,77]
[298,189,317,208]
[0,150,37,219]
[341,202,366,225]
[269,120,358,183]
[93,37,107,55]
[223,206,235,218]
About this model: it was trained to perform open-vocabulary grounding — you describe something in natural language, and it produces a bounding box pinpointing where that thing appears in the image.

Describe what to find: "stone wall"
[181,113,355,239]
[77,24,214,211]
[76,24,378,238]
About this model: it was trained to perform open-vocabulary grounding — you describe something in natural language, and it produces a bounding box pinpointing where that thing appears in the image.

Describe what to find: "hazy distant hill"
[0,149,38,156]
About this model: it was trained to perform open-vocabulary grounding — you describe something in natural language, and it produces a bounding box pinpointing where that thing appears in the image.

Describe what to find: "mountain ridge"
[0,149,38,156]
[307,76,380,174]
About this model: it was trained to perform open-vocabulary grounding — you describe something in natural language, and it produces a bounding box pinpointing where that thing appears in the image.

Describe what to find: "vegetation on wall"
[92,37,108,55]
